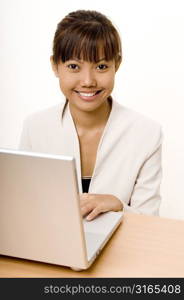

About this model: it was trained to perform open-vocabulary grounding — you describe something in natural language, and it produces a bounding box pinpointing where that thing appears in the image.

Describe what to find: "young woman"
[19,10,162,220]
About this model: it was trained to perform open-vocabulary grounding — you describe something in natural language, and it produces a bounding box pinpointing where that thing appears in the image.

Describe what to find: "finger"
[81,203,94,217]
[86,207,101,221]
[80,193,97,208]
[80,199,92,210]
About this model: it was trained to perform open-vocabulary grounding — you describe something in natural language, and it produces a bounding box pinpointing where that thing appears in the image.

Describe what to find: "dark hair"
[52,10,122,116]
[52,10,122,65]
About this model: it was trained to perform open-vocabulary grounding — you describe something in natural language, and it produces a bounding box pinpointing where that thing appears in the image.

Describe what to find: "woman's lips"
[74,90,102,101]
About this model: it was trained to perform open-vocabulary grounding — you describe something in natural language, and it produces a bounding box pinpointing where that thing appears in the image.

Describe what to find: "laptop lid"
[0,149,89,269]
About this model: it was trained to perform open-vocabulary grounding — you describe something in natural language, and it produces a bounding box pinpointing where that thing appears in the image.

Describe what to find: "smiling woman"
[19,10,163,220]
[51,57,116,115]
[50,10,121,117]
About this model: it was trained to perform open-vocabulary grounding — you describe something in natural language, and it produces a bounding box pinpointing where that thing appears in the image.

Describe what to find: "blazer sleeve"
[123,127,163,216]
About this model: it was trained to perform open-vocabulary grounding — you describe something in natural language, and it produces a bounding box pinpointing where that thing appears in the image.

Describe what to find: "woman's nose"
[80,69,97,87]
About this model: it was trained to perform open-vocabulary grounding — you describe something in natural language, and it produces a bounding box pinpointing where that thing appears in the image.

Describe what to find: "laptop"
[0,148,123,270]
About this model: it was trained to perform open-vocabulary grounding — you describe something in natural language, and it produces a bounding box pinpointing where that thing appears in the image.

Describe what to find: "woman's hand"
[80,193,123,221]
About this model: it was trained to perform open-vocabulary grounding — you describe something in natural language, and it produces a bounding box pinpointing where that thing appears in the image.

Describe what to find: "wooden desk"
[1,213,184,278]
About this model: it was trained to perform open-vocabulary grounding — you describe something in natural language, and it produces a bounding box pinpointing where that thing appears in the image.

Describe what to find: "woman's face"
[51,57,117,112]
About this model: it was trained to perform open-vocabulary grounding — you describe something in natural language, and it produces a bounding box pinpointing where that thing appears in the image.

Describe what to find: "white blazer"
[19,100,162,215]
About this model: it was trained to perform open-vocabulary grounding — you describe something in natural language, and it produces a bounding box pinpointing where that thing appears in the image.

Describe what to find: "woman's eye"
[67,64,79,70]
[97,64,108,70]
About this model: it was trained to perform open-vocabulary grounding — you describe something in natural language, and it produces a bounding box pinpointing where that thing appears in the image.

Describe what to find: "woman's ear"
[50,56,59,78]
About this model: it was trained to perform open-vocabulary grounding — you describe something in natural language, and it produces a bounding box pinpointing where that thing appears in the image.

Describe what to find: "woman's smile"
[74,89,103,101]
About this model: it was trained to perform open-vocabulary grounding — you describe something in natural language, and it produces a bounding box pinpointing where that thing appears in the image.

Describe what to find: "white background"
[0,0,184,220]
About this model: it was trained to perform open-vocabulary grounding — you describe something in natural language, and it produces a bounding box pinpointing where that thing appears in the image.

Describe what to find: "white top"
[19,100,163,215]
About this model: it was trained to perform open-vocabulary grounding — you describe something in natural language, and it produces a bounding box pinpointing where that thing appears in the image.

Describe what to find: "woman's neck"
[69,98,112,132]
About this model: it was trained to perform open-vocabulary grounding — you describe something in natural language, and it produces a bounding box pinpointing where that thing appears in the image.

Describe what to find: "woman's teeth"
[75,90,101,97]
[79,92,96,97]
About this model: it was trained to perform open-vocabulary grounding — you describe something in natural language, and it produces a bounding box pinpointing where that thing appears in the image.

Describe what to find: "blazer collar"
[60,99,120,193]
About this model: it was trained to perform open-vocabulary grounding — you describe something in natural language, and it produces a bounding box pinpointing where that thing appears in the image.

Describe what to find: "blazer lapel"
[88,100,120,193]
[61,100,120,195]
[61,104,82,193]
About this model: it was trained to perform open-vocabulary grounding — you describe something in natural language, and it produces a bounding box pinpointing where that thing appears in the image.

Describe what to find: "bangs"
[54,23,121,64]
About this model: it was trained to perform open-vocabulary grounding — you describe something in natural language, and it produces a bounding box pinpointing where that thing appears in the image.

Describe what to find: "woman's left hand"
[80,193,123,221]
